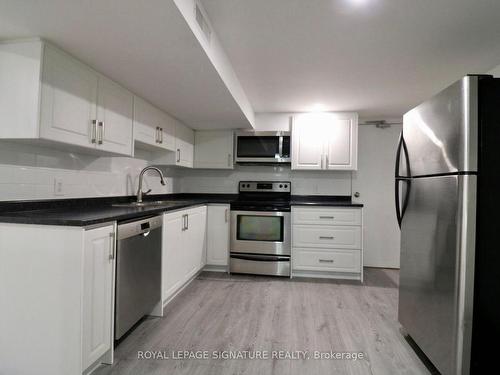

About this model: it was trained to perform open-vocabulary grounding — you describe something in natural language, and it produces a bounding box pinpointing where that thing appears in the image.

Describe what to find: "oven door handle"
[230,254,290,262]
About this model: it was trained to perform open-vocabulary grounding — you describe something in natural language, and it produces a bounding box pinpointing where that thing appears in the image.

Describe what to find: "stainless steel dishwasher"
[115,215,162,340]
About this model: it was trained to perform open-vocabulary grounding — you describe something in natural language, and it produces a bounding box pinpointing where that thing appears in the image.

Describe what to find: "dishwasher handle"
[117,215,163,240]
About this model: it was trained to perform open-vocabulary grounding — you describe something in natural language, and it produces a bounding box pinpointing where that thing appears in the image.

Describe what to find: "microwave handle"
[278,136,283,159]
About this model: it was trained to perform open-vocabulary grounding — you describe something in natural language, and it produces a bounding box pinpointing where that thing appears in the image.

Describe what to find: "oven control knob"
[279,184,283,188]
[284,184,288,188]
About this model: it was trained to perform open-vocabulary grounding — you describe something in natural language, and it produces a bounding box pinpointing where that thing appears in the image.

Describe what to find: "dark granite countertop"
[290,195,364,207]
[0,193,362,226]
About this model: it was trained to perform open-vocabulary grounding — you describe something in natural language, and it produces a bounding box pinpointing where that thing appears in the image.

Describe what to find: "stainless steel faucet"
[136,166,166,203]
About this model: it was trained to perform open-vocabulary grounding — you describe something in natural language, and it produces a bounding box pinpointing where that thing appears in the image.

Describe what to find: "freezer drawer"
[292,225,361,249]
[292,207,362,226]
[399,175,476,375]
[293,248,361,273]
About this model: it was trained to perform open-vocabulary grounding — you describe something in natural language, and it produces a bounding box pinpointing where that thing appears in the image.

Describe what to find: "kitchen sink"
[112,200,193,208]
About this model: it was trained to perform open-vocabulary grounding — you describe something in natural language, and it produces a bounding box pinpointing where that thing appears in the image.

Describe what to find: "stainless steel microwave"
[235,131,291,164]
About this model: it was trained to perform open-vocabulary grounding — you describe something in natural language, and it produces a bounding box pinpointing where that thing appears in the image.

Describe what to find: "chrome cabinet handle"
[91,119,97,143]
[177,149,181,163]
[97,121,104,144]
[155,127,160,143]
[225,208,228,223]
[318,259,334,263]
[181,214,186,231]
[319,216,334,219]
[319,236,335,240]
[109,232,115,261]
[160,128,163,144]
[186,214,189,230]
[228,153,232,167]
[325,154,329,168]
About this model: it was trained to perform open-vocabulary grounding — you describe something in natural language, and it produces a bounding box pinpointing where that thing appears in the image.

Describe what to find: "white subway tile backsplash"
[0,141,353,201]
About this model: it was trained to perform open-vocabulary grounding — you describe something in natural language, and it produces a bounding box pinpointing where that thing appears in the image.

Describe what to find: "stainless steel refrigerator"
[396,75,500,375]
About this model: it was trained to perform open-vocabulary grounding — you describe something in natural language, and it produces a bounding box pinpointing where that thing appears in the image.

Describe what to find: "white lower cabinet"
[82,225,115,371]
[162,206,207,304]
[205,204,230,269]
[0,222,115,375]
[291,206,363,281]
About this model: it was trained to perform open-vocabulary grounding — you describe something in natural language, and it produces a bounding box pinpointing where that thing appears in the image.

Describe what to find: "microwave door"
[236,136,280,161]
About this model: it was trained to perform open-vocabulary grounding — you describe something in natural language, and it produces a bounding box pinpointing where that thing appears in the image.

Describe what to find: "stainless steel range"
[230,181,291,277]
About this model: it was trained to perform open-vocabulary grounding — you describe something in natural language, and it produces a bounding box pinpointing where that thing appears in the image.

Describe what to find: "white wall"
[177,165,351,195]
[488,63,500,76]
[352,124,402,268]
[0,141,178,201]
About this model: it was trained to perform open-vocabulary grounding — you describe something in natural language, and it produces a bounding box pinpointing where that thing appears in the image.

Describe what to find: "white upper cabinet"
[174,121,195,168]
[97,76,134,155]
[158,111,176,151]
[194,130,234,169]
[292,112,358,170]
[40,44,98,149]
[133,96,175,152]
[1,40,134,156]
[291,120,324,170]
[133,96,158,146]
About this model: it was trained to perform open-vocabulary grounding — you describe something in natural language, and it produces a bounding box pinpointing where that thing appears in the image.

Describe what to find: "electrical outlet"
[54,177,65,196]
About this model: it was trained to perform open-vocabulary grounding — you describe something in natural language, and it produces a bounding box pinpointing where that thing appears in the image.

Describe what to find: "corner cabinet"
[0,40,133,156]
[162,206,207,305]
[194,130,234,169]
[292,112,358,170]
[0,222,116,375]
[174,122,195,168]
[133,96,175,152]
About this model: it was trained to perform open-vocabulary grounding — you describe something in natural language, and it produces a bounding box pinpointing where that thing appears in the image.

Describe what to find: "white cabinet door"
[325,114,358,170]
[206,205,230,266]
[292,115,324,170]
[175,122,194,168]
[162,211,184,302]
[40,44,98,149]
[97,77,133,156]
[82,225,114,371]
[194,130,234,169]
[158,111,176,151]
[185,206,207,275]
[292,112,358,171]
[133,96,160,147]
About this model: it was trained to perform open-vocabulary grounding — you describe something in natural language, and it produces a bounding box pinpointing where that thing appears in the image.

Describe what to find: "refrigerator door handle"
[395,132,403,178]
[395,178,411,228]
[395,132,412,178]
[395,178,402,227]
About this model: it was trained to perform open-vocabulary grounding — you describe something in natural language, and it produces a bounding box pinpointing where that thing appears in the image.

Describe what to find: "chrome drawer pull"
[319,259,334,263]
[319,216,334,219]
[319,236,335,240]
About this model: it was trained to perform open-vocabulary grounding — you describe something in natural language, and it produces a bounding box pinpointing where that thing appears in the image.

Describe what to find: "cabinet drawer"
[292,225,361,249]
[292,207,361,226]
[293,248,361,273]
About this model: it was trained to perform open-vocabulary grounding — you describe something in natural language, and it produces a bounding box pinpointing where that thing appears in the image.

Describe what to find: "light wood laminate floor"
[95,268,430,375]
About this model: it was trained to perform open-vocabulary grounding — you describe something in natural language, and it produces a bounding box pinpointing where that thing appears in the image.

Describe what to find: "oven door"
[230,210,291,256]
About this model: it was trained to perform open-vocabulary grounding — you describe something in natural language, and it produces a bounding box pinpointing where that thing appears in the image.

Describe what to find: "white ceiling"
[0,0,252,130]
[201,0,500,118]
